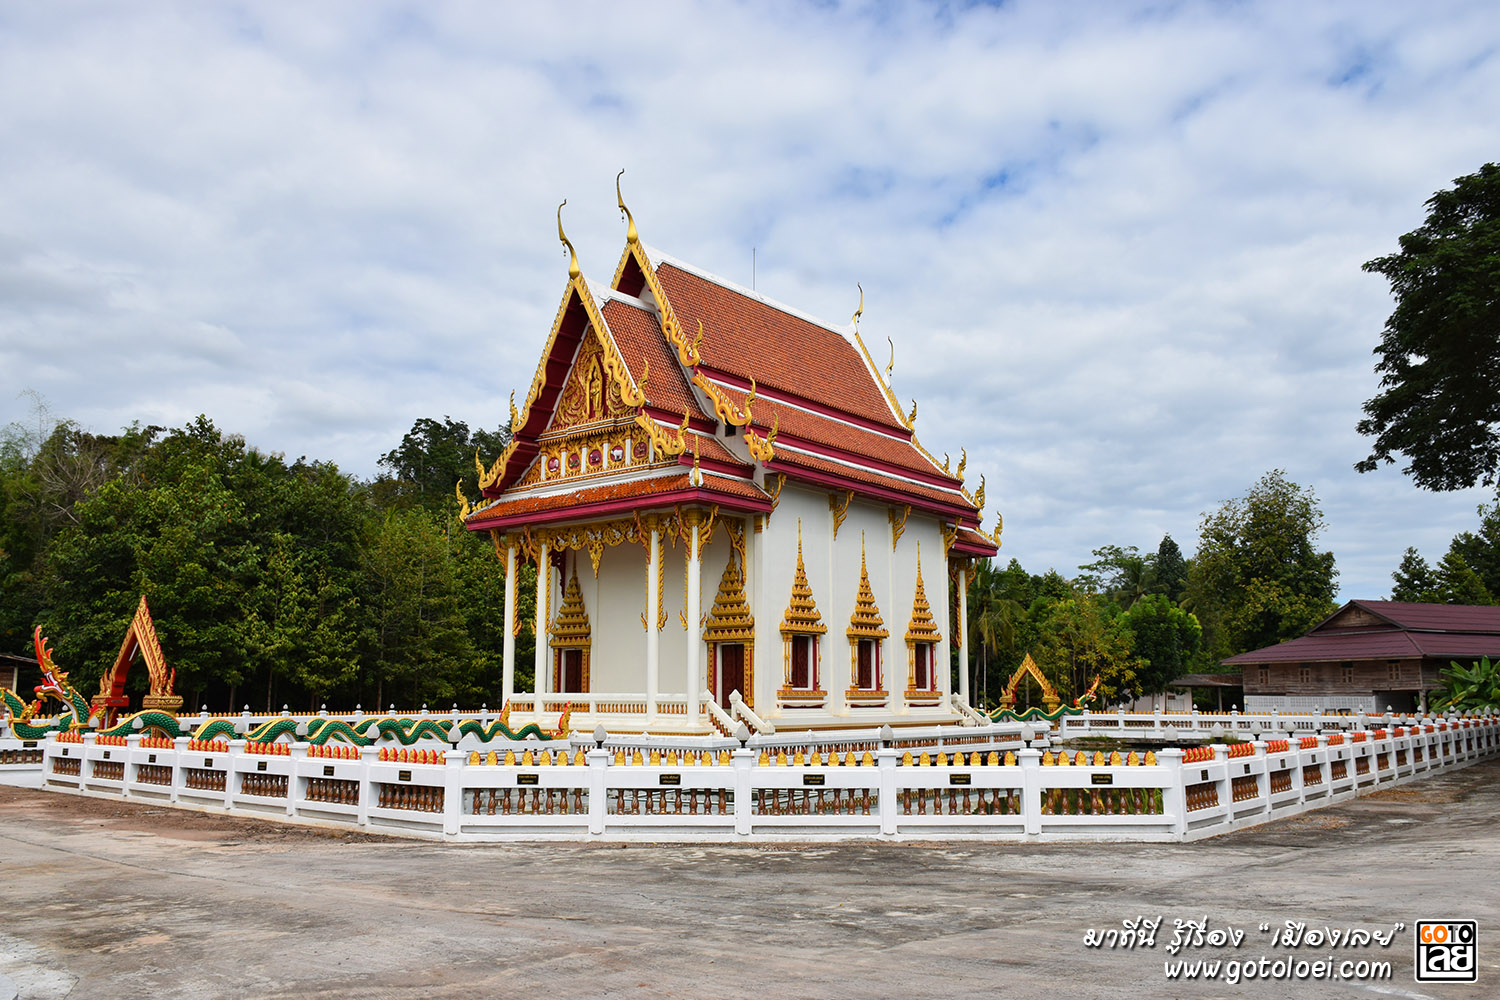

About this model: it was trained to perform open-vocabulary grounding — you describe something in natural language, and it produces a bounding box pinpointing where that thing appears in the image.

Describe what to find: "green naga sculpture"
[1,628,94,739]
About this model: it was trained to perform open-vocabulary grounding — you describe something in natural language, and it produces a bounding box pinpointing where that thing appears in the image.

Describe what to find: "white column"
[686,520,702,727]
[646,525,660,719]
[502,541,517,708]
[958,563,971,706]
[534,543,550,702]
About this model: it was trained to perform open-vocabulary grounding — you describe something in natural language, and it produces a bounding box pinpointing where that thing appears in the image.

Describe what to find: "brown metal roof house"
[1224,600,1500,714]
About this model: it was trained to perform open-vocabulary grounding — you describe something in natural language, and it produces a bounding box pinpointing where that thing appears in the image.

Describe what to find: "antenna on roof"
[557,200,579,280]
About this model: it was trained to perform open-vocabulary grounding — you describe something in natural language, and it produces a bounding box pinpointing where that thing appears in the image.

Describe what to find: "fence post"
[357,743,379,828]
[1157,748,1187,839]
[732,748,755,836]
[289,742,308,819]
[442,748,463,837]
[877,748,898,837]
[1018,748,1042,837]
[171,736,188,804]
[1212,744,1232,833]
[587,748,610,836]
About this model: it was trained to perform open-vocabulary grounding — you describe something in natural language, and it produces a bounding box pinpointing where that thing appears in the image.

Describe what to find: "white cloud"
[1,0,1497,601]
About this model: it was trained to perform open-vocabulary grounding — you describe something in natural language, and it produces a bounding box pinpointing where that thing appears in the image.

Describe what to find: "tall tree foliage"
[1357,163,1500,491]
[375,416,509,511]
[1187,470,1338,661]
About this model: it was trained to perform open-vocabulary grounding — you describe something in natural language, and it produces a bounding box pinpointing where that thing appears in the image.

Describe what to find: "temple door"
[718,644,745,709]
[857,640,874,690]
[561,649,583,693]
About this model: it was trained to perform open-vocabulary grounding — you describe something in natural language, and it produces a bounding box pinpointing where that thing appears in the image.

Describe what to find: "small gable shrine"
[463,185,999,734]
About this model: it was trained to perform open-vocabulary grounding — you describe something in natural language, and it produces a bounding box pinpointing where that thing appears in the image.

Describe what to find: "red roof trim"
[467,474,771,531]
[767,453,974,520]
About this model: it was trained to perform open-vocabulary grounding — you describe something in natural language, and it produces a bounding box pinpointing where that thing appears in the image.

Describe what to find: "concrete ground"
[1,763,1498,999]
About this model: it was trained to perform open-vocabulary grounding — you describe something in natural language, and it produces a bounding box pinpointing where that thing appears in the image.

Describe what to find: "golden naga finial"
[852,282,863,329]
[455,480,473,520]
[907,398,917,426]
[941,452,950,473]
[557,199,580,280]
[956,448,967,479]
[991,511,1004,548]
[744,376,757,423]
[886,336,895,382]
[975,474,986,511]
[691,319,705,361]
[508,390,519,431]
[616,169,638,245]
[473,447,484,479]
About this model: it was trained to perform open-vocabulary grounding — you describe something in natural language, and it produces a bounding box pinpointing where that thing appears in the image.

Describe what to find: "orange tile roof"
[599,296,707,424]
[653,261,905,430]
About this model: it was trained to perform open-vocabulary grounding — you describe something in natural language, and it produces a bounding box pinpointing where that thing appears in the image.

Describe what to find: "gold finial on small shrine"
[885,336,895,381]
[557,199,580,279]
[956,448,967,479]
[907,398,916,425]
[616,169,638,245]
[852,282,863,330]
[974,474,985,513]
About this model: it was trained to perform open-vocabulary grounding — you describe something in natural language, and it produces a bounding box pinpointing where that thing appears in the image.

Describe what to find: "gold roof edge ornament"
[616,169,638,245]
[455,480,473,521]
[745,411,777,464]
[885,335,894,382]
[558,199,580,280]
[852,282,863,330]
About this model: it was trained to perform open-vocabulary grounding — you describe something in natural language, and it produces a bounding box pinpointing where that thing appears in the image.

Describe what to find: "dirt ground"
[2,763,1499,999]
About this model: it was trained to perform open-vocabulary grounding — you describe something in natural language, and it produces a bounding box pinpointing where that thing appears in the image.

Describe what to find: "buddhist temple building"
[462,187,999,734]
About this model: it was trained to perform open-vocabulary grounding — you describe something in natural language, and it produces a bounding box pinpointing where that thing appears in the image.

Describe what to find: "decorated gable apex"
[464,190,999,556]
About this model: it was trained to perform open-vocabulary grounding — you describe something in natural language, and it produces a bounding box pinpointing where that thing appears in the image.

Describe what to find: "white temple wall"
[749,485,953,716]
[587,542,648,693]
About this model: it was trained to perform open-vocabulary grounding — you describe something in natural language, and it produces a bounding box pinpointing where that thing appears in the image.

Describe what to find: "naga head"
[32,626,68,691]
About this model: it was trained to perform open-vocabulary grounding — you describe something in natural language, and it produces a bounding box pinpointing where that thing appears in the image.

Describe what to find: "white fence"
[22,715,1497,842]
[1058,708,1438,740]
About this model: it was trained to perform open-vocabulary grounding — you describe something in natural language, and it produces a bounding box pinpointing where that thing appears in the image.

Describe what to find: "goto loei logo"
[1415,920,1477,983]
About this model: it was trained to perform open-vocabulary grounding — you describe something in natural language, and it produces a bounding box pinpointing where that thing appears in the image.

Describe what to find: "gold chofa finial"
[616,169,638,244]
[852,282,863,329]
[886,337,895,381]
[557,200,580,279]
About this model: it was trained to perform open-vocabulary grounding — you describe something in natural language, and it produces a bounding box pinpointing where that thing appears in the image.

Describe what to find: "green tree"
[1153,534,1188,604]
[1120,593,1202,704]
[375,416,510,512]
[1391,547,1438,601]
[1187,470,1339,661]
[1433,550,1494,605]
[1446,495,1500,597]
[1356,163,1500,491]
[1077,544,1154,609]
[1029,597,1140,704]
[359,507,475,709]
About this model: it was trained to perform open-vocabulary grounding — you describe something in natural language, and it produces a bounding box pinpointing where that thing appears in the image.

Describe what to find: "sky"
[2,0,1498,601]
